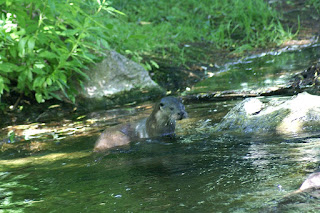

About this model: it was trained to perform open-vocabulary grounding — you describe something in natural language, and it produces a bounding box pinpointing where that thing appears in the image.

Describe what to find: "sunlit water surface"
[1,99,320,212]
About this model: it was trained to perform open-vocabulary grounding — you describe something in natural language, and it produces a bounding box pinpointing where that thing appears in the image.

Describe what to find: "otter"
[94,96,187,151]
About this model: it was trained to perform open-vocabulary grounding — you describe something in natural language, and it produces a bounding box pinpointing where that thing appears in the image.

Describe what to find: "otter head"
[156,97,188,123]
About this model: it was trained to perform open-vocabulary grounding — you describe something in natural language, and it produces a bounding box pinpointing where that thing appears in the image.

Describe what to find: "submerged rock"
[77,50,164,110]
[213,92,320,135]
[262,177,320,213]
[263,172,320,212]
[299,172,320,191]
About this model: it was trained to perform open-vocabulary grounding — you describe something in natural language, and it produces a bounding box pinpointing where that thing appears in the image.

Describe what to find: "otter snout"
[177,111,188,120]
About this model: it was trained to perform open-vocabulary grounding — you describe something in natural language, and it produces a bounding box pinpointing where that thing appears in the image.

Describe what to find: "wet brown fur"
[94,97,187,151]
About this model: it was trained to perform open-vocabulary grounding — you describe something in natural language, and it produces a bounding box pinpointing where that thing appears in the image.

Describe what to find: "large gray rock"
[214,92,320,135]
[77,50,164,110]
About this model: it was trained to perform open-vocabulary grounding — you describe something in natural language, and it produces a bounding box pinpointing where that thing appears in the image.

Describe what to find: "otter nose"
[177,111,187,120]
[182,111,188,118]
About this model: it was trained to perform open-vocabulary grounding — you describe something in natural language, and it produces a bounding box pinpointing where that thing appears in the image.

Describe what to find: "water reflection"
[188,44,320,94]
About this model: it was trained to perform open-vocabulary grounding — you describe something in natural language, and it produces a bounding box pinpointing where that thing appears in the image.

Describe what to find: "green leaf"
[37,33,49,45]
[8,131,16,143]
[106,24,113,29]
[35,92,43,103]
[0,77,4,95]
[17,73,27,90]
[38,51,58,59]
[48,0,57,14]
[73,67,90,80]
[80,52,97,63]
[46,77,53,86]
[128,34,147,40]
[32,68,45,75]
[18,36,28,57]
[100,39,110,49]
[62,29,79,36]
[144,63,152,71]
[34,62,46,69]
[56,80,69,98]
[33,76,46,88]
[0,63,19,72]
[26,24,38,34]
[69,94,76,103]
[9,47,17,58]
[27,69,33,81]
[150,60,159,69]
[27,37,36,53]
[102,6,126,16]
[58,74,67,85]
[49,92,62,101]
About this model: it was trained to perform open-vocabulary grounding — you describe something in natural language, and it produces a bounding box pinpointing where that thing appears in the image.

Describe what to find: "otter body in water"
[94,97,187,151]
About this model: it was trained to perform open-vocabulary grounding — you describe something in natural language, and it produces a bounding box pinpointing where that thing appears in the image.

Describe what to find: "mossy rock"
[213,92,320,135]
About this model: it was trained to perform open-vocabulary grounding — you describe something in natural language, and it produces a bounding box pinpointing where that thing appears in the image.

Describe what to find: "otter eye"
[160,103,164,107]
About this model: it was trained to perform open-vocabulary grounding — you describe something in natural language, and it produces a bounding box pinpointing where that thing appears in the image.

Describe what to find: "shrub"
[307,0,320,13]
[0,0,121,103]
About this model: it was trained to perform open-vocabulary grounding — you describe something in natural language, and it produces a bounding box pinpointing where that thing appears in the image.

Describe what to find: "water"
[1,45,320,212]
[1,99,320,212]
[188,44,320,94]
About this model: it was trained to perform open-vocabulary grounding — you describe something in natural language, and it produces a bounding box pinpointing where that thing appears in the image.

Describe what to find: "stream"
[1,44,320,212]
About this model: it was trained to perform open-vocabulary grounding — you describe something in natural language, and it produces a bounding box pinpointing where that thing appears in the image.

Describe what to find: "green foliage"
[110,0,292,61]
[0,0,120,103]
[307,0,320,13]
[8,130,15,143]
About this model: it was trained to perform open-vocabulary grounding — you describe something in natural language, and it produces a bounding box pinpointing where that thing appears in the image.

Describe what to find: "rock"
[213,92,320,135]
[77,50,164,110]
[242,98,264,115]
[262,172,320,212]
[300,172,320,191]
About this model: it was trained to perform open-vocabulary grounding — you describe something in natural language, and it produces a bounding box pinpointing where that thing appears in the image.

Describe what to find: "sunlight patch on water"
[0,152,90,169]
